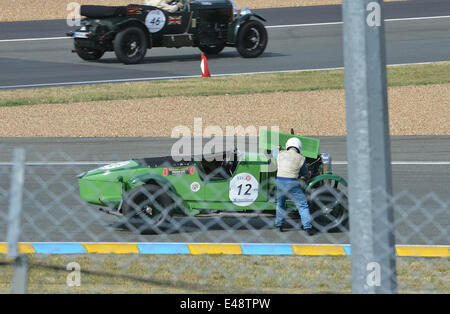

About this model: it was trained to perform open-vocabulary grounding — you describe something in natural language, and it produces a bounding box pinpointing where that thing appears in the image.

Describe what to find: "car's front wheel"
[236,20,268,58]
[122,184,175,231]
[308,186,349,233]
[114,26,148,64]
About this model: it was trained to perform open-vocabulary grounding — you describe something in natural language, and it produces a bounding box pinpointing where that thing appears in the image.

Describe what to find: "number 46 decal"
[145,10,166,33]
[150,17,162,25]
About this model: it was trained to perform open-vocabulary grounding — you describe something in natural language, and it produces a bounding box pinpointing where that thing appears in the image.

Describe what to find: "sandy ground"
[1,0,405,22]
[0,84,448,137]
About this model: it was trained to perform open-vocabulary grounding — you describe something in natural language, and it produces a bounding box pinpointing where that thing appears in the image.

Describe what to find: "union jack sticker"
[168,16,182,25]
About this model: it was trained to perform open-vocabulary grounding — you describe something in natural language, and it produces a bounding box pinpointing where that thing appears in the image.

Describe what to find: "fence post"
[342,0,397,293]
[7,148,27,294]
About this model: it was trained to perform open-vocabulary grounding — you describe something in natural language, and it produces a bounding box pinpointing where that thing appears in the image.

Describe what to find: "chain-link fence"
[0,138,448,294]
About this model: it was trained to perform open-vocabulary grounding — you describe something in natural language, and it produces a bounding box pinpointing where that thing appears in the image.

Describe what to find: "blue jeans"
[275,177,312,229]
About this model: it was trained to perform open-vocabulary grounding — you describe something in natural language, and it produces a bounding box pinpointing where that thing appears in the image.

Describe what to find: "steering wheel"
[221,157,234,177]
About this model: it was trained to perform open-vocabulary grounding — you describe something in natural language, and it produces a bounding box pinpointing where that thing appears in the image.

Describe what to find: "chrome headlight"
[240,7,252,16]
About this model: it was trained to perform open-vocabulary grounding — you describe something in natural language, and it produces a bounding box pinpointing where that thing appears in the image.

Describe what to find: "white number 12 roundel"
[229,173,259,207]
[145,10,166,33]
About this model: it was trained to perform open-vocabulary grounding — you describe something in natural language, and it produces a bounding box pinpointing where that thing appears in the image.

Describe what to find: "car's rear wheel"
[199,43,225,55]
[308,186,349,233]
[236,20,268,58]
[114,26,148,64]
[122,184,175,231]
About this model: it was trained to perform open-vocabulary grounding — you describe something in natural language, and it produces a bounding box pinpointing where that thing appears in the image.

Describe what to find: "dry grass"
[1,0,406,22]
[1,254,448,293]
[0,84,448,137]
[2,62,449,108]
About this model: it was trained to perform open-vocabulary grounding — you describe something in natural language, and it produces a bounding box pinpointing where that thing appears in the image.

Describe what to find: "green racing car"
[77,130,348,232]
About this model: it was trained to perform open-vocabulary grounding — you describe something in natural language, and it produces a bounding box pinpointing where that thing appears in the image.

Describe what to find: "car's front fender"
[128,173,175,192]
[127,173,194,215]
[114,18,153,46]
[228,12,267,43]
[305,174,348,193]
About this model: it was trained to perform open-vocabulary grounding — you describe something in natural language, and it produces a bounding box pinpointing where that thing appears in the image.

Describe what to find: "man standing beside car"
[275,137,316,236]
[145,0,184,13]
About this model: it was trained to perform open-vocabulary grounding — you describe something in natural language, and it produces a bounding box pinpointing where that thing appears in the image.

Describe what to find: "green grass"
[1,255,448,293]
[1,62,449,108]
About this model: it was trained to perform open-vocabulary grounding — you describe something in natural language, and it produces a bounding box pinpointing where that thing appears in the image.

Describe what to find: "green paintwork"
[259,129,321,159]
[78,130,348,219]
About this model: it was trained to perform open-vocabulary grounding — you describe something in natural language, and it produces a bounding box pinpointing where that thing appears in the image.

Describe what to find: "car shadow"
[112,216,272,234]
[111,215,348,235]
[97,51,284,65]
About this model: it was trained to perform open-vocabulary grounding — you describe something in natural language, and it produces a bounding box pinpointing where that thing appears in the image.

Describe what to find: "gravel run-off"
[1,84,448,137]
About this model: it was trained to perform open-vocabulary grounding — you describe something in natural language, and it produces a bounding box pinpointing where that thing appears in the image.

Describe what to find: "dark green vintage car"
[78,130,349,232]
[67,0,268,64]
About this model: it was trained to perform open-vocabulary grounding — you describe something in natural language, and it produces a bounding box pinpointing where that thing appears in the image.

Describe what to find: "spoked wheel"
[236,20,268,58]
[308,183,349,232]
[114,27,148,64]
[122,184,174,231]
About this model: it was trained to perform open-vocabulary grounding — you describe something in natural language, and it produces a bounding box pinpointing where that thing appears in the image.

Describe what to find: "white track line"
[0,66,344,89]
[0,75,201,89]
[266,21,342,28]
[0,62,439,89]
[1,15,449,43]
[0,36,68,43]
[266,15,450,28]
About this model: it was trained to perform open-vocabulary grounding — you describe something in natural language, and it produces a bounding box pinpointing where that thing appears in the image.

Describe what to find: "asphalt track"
[0,137,449,245]
[0,0,450,89]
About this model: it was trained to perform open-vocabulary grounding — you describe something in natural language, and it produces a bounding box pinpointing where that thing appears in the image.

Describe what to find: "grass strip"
[0,62,449,108]
[0,254,448,293]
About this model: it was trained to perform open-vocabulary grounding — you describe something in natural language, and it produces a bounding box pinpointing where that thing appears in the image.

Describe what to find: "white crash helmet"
[286,137,302,153]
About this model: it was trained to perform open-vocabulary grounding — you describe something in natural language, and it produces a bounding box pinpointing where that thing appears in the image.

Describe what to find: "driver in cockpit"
[145,0,184,13]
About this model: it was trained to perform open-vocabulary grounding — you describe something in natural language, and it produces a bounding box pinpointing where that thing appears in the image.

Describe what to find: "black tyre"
[122,184,175,230]
[199,43,225,55]
[74,44,104,61]
[236,20,268,58]
[308,186,349,233]
[114,26,148,64]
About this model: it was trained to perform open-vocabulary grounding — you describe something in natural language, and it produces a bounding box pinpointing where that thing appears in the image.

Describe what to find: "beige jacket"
[276,150,306,179]
[145,0,182,13]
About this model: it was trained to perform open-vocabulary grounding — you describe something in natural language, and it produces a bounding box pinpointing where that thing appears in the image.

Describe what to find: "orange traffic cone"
[201,53,211,78]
